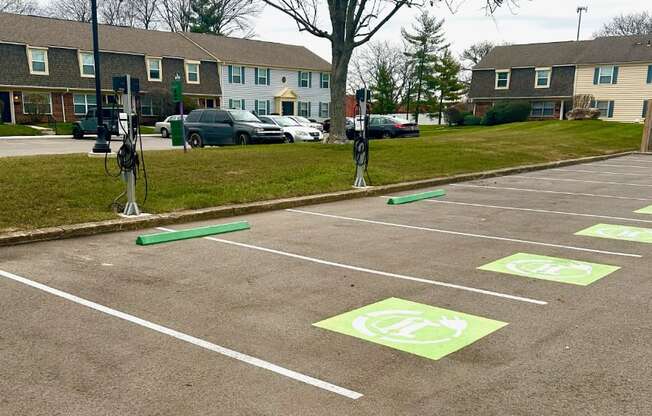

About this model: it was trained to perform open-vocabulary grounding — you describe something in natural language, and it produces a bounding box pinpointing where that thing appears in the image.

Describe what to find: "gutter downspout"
[9,90,16,124]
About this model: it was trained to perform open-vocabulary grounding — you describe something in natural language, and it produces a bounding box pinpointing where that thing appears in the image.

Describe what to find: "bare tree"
[189,0,260,37]
[100,0,137,26]
[133,0,159,29]
[157,0,192,31]
[48,0,92,22]
[461,40,494,70]
[1,0,37,14]
[260,0,512,142]
[594,12,652,37]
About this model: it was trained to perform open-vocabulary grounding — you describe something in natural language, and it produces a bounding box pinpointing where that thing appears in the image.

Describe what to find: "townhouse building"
[468,35,652,122]
[0,13,332,125]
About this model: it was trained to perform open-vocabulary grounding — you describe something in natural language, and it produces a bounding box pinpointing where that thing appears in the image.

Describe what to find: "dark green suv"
[184,109,284,147]
[72,108,136,140]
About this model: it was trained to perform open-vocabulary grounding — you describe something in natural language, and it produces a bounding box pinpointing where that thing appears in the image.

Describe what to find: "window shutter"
[593,67,599,85]
[241,67,245,84]
[608,101,615,118]
[267,68,271,85]
[255,68,259,85]
[229,99,233,109]
[228,65,233,83]
[267,100,271,113]
[254,100,259,113]
[319,73,323,88]
[309,72,312,88]
[298,71,302,86]
[308,102,311,117]
[612,66,619,84]
[643,100,648,118]
[647,65,652,84]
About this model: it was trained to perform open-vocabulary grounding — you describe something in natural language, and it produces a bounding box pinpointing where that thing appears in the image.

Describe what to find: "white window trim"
[185,60,200,84]
[534,67,551,89]
[598,66,614,85]
[73,93,97,115]
[146,57,163,82]
[495,69,510,90]
[321,73,330,89]
[27,46,49,76]
[77,51,95,78]
[257,68,268,84]
[299,71,310,88]
[22,91,52,115]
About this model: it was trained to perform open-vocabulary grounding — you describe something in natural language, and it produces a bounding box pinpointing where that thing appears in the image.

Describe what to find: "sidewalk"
[0,134,160,140]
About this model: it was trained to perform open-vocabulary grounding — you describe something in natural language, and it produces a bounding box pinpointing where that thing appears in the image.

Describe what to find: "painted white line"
[286,209,641,259]
[157,227,548,306]
[554,169,648,177]
[594,163,650,169]
[421,199,652,224]
[450,183,652,201]
[0,269,363,400]
[525,176,652,188]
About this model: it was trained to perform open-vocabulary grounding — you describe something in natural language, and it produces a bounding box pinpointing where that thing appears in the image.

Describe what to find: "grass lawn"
[0,120,642,232]
[0,124,40,136]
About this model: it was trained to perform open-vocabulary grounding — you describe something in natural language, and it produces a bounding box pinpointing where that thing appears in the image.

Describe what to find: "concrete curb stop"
[0,151,636,247]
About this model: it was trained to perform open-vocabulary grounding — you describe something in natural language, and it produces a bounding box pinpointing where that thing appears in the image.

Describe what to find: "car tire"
[72,125,84,140]
[160,128,169,138]
[381,130,391,139]
[237,132,250,146]
[188,132,204,148]
[284,133,294,144]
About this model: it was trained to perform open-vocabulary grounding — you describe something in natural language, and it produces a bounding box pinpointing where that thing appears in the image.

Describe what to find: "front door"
[282,101,294,116]
[0,92,11,123]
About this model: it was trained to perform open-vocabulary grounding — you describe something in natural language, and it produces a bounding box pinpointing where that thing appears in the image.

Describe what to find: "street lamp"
[576,6,588,41]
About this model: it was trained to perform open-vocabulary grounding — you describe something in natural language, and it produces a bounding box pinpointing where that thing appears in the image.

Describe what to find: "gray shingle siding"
[469,66,575,100]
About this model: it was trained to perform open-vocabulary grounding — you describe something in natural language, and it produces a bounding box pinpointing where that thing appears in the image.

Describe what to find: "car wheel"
[381,130,391,139]
[72,125,84,140]
[237,132,250,146]
[188,132,203,148]
[160,128,169,138]
[284,133,294,143]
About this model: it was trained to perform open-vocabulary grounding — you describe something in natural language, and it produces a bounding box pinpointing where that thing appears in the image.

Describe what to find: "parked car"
[287,115,324,132]
[72,108,135,140]
[184,109,284,147]
[155,115,186,138]
[259,115,323,142]
[367,115,419,139]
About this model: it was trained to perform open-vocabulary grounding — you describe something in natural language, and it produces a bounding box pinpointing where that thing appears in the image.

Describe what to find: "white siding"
[219,64,331,120]
[574,63,652,122]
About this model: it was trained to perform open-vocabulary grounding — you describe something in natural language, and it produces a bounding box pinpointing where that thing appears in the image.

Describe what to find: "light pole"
[90,0,111,153]
[576,6,588,41]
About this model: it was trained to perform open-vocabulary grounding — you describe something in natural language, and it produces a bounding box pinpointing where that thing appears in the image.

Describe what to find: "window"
[535,68,551,88]
[185,61,200,84]
[299,71,311,88]
[595,66,618,85]
[230,65,245,84]
[22,92,52,114]
[530,101,555,117]
[298,101,311,117]
[594,100,614,118]
[27,47,48,75]
[140,96,161,116]
[78,52,95,77]
[255,68,269,85]
[73,94,97,115]
[147,57,162,81]
[206,98,215,108]
[647,65,652,84]
[495,70,510,89]
[255,100,270,115]
[319,102,330,118]
[229,99,243,110]
[320,73,330,89]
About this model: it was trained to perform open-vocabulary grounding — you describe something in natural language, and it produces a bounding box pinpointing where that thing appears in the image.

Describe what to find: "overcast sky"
[250,0,650,62]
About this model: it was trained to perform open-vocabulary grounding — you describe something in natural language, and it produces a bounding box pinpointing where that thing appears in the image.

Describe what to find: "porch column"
[9,90,16,124]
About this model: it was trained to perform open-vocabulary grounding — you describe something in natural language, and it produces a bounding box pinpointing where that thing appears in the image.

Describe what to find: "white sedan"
[259,115,323,142]
[286,115,324,132]
[154,115,186,138]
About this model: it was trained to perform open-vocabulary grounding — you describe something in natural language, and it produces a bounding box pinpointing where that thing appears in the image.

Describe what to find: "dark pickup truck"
[184,109,285,147]
[72,108,136,140]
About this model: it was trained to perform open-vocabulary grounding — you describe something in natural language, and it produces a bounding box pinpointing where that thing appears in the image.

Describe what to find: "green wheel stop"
[387,189,446,205]
[136,221,250,246]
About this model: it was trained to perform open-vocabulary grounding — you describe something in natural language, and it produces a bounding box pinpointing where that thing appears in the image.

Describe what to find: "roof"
[183,32,332,71]
[0,13,213,61]
[475,35,652,70]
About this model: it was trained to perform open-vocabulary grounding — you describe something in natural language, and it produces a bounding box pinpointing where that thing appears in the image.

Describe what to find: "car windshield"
[295,116,311,123]
[274,117,301,127]
[228,110,261,122]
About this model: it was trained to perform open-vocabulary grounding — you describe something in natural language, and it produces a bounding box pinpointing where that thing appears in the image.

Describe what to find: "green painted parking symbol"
[634,205,652,215]
[576,223,652,243]
[478,253,619,286]
[313,298,507,361]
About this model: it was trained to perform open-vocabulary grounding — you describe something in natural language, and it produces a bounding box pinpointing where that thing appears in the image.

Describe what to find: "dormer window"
[185,61,200,84]
[495,69,510,89]
[535,67,551,88]
[28,47,49,75]
[79,52,95,77]
[147,57,162,81]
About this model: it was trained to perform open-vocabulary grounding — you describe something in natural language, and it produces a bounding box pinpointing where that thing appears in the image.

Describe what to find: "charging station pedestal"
[119,74,141,216]
[353,88,371,189]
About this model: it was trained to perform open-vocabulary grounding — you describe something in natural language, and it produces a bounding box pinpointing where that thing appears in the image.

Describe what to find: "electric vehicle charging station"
[353,88,371,188]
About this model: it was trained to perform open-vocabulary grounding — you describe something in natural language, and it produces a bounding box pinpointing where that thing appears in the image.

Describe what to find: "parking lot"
[0,136,171,157]
[1,154,651,415]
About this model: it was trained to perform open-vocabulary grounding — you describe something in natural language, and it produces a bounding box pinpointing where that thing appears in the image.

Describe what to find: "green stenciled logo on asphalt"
[313,298,507,361]
[634,205,652,215]
[478,253,620,286]
[576,223,652,244]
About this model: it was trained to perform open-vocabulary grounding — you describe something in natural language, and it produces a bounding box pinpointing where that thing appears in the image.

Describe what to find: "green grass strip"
[136,221,250,246]
[387,189,446,205]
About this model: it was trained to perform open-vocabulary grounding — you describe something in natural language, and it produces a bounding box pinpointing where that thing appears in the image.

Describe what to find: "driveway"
[0,136,174,157]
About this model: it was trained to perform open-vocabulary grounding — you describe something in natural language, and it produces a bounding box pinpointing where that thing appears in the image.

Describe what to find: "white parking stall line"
[450,183,652,201]
[420,199,652,224]
[0,269,363,400]
[524,176,652,188]
[157,228,548,306]
[595,163,651,169]
[553,169,649,177]
[285,209,640,259]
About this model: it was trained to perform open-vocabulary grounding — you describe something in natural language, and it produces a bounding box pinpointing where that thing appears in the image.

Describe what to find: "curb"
[0,151,636,247]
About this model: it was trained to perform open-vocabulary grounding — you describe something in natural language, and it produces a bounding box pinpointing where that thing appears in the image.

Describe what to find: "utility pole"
[576,6,588,41]
[90,0,111,153]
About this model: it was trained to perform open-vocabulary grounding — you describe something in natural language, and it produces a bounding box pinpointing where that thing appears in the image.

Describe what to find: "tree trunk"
[438,93,444,125]
[326,45,352,144]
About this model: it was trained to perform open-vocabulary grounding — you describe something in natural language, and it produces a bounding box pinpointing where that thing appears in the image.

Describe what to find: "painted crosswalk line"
[478,253,620,286]
[634,205,652,215]
[576,223,652,244]
[314,298,507,361]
